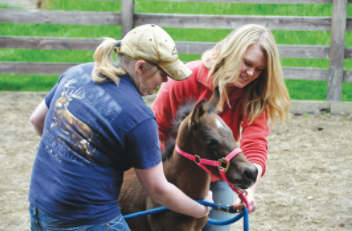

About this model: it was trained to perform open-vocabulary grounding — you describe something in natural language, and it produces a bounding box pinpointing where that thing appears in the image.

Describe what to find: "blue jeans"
[203,180,235,231]
[29,204,130,231]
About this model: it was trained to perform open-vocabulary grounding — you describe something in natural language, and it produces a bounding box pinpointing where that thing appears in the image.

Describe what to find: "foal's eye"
[206,139,217,147]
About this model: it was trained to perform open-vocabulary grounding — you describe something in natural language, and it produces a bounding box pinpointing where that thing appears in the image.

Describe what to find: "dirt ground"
[0,92,351,231]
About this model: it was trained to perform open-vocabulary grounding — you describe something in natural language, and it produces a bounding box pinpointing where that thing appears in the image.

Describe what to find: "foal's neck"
[164,149,211,199]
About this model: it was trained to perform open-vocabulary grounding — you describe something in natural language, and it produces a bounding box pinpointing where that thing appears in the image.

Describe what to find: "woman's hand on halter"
[232,188,257,213]
[231,163,262,214]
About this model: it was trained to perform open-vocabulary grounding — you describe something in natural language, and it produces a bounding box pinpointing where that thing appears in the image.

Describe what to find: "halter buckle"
[234,185,248,196]
[218,158,230,172]
[194,155,201,164]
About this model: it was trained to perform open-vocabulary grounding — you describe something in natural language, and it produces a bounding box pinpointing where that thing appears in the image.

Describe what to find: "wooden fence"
[0,0,351,105]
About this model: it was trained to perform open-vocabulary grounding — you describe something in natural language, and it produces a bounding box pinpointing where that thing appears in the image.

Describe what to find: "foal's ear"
[208,86,220,113]
[189,100,207,128]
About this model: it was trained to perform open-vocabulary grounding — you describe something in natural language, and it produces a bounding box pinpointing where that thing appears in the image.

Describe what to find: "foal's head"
[173,87,258,189]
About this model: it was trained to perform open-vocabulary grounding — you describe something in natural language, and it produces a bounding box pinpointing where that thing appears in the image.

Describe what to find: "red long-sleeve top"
[152,61,270,176]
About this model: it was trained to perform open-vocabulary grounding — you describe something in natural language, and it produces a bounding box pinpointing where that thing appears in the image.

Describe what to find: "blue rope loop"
[196,200,238,214]
[123,200,249,230]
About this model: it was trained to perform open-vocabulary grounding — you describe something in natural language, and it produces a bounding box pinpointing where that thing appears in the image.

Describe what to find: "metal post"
[327,0,348,101]
[121,0,134,38]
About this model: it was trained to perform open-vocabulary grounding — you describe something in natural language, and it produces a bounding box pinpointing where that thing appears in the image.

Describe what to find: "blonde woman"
[152,24,291,231]
[28,24,213,230]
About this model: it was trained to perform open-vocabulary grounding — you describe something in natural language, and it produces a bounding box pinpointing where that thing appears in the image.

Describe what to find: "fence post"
[121,0,134,38]
[327,0,348,101]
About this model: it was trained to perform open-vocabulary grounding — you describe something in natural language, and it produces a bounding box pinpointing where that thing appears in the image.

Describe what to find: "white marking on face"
[215,118,224,129]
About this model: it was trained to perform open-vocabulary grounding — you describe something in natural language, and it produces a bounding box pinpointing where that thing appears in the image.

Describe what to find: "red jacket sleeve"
[152,80,182,142]
[240,110,270,176]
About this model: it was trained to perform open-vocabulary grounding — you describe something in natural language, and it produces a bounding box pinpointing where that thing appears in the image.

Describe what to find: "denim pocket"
[106,215,130,231]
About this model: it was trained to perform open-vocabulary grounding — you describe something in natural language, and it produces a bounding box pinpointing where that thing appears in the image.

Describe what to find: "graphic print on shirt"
[50,79,94,161]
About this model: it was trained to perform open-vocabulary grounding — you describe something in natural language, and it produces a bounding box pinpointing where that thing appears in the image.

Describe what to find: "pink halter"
[175,144,250,212]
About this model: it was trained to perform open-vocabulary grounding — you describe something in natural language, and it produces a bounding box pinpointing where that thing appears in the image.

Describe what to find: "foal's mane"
[161,100,216,161]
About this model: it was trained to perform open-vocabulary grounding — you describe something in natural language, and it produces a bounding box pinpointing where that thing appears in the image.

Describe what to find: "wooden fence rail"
[0,0,351,103]
[0,9,121,25]
[2,9,352,31]
[2,62,351,83]
[3,35,352,60]
[0,36,333,58]
[0,62,80,75]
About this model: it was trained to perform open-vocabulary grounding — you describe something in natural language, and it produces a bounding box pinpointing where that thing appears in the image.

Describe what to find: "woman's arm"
[135,163,213,218]
[231,110,270,213]
[30,100,49,137]
[240,110,270,176]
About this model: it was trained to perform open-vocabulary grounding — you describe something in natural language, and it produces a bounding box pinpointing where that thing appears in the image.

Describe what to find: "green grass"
[179,54,202,63]
[164,28,332,45]
[46,0,338,17]
[280,58,329,69]
[135,1,333,16]
[0,48,95,63]
[342,83,352,102]
[0,23,121,39]
[345,31,352,47]
[48,0,121,12]
[0,74,59,91]
[344,60,352,70]
[285,80,352,102]
[285,79,328,101]
[0,2,24,9]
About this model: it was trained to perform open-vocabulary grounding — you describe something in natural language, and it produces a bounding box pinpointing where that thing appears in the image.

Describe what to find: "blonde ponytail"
[92,37,126,85]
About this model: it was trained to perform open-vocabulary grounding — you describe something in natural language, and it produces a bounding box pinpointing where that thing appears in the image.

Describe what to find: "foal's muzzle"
[242,166,258,183]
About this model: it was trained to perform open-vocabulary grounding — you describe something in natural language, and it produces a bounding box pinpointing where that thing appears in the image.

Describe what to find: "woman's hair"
[92,37,157,85]
[92,38,126,85]
[202,24,290,124]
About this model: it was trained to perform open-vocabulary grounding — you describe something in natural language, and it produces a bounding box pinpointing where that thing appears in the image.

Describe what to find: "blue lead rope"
[122,200,249,231]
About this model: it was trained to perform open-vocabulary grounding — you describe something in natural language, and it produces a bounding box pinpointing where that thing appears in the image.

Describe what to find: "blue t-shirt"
[28,63,162,224]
